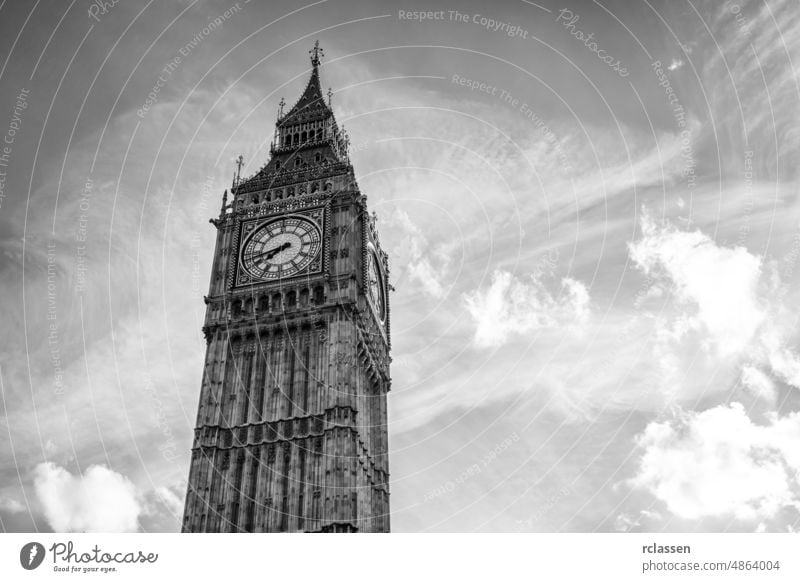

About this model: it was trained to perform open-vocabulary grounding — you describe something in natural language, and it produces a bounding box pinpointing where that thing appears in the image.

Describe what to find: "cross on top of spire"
[309,40,324,67]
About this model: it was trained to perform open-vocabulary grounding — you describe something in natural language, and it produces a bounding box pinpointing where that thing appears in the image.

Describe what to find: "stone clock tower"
[182,43,391,533]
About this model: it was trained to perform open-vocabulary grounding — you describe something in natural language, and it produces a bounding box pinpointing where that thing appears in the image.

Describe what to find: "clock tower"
[181,43,391,533]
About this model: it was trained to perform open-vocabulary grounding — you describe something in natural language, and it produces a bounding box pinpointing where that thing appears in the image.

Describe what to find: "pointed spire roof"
[232,42,351,194]
[279,41,331,126]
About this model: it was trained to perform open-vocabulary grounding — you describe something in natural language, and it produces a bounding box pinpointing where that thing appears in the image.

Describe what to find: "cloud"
[629,403,800,523]
[463,270,589,348]
[387,208,451,299]
[628,212,800,399]
[152,486,184,517]
[741,365,777,404]
[667,58,684,71]
[33,463,142,532]
[0,497,25,513]
[629,212,765,357]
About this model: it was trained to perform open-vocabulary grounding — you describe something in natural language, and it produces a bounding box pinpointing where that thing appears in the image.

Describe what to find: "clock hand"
[252,242,291,261]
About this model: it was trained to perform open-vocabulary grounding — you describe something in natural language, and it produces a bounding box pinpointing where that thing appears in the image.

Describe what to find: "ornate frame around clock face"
[234,206,325,286]
[366,242,386,325]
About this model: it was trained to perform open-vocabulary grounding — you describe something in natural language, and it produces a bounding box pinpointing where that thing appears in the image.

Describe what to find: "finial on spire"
[309,40,324,67]
[235,154,244,184]
[278,97,285,117]
[221,189,228,215]
[327,87,333,106]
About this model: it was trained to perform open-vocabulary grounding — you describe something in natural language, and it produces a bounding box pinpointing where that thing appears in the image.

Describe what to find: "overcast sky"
[1,0,800,533]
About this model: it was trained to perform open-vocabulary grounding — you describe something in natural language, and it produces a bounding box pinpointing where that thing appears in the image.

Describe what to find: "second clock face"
[366,247,386,323]
[240,216,321,280]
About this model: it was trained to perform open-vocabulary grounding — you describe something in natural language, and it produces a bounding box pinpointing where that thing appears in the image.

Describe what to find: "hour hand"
[257,242,291,261]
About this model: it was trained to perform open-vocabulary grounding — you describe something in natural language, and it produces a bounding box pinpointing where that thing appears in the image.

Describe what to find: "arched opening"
[313,286,325,305]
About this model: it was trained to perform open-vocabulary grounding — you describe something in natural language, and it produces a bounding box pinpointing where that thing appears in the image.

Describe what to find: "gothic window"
[340,248,349,258]
[286,291,297,309]
[299,288,309,307]
[275,160,281,170]
[310,182,319,193]
[294,158,301,167]
[251,193,259,204]
[316,129,323,140]
[315,152,321,163]
[313,286,325,305]
[287,187,295,198]
[301,131,307,142]
[330,250,337,261]
[324,181,332,191]
[271,293,282,311]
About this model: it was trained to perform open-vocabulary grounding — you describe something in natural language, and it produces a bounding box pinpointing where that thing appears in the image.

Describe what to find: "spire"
[280,41,330,125]
[235,41,349,191]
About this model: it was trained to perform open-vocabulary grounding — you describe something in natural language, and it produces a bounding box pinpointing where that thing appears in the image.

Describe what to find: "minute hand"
[252,242,291,261]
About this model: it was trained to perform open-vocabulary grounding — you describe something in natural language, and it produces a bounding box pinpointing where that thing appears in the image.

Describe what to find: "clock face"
[366,248,386,323]
[240,216,322,280]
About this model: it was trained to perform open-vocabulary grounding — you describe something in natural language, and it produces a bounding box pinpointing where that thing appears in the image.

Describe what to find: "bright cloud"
[629,213,765,357]
[629,403,800,523]
[33,463,142,533]
[464,270,589,348]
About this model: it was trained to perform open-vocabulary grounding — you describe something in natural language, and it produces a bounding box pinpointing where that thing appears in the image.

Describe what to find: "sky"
[0,0,799,533]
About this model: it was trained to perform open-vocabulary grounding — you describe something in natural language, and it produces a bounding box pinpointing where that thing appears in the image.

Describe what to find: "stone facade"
[182,43,391,533]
